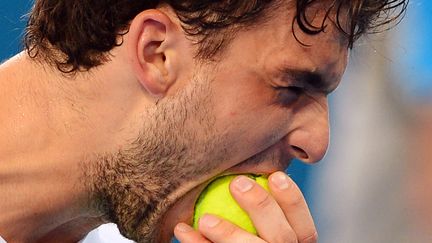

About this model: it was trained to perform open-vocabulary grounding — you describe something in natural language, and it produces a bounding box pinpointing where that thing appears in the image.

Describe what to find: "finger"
[174,222,211,243]
[229,175,298,243]
[269,171,318,243]
[198,214,266,243]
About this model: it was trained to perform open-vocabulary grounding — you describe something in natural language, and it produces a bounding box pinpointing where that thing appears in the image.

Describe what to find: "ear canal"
[127,9,187,98]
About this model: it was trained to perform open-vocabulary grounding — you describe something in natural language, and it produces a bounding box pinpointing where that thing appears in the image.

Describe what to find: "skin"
[406,107,432,236]
[0,2,348,243]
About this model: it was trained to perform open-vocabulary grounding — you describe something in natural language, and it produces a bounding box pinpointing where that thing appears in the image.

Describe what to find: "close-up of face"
[87,2,349,242]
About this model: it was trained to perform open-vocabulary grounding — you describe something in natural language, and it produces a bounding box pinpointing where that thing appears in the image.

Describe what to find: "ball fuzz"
[193,174,269,235]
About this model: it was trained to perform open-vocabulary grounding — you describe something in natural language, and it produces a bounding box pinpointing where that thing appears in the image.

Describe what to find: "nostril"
[291,145,309,160]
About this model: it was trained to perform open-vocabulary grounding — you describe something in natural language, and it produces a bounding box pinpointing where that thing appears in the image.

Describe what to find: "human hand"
[174,171,317,243]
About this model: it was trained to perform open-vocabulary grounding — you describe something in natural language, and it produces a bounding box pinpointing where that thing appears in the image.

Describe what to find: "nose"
[284,99,330,164]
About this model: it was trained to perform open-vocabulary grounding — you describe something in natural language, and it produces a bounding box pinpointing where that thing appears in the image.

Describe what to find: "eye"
[275,86,303,107]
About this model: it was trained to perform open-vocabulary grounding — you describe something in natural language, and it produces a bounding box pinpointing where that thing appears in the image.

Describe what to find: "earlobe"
[127,9,179,97]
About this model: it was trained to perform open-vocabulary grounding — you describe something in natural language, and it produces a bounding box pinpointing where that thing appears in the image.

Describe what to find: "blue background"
[0,1,32,61]
[391,0,432,98]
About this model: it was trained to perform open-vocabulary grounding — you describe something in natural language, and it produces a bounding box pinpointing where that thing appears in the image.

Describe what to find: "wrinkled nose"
[284,103,330,164]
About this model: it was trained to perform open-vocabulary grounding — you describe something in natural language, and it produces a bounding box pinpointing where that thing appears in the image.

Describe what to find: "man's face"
[91,3,348,242]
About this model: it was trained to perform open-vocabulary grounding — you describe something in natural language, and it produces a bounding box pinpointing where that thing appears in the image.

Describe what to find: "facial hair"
[83,76,231,242]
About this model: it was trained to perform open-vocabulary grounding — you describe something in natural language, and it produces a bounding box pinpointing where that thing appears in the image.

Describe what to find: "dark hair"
[25,0,408,73]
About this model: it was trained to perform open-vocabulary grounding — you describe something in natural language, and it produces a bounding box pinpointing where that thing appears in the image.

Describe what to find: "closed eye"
[275,86,304,107]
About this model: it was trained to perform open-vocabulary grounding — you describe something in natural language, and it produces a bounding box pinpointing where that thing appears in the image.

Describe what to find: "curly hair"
[24,0,408,73]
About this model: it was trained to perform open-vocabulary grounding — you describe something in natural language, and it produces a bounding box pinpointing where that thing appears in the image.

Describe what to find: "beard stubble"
[83,76,231,242]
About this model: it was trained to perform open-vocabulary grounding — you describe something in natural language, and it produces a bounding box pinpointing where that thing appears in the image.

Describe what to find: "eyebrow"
[280,68,335,95]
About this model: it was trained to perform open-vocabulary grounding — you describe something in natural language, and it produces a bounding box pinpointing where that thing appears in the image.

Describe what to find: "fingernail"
[271,172,290,190]
[233,176,254,192]
[200,214,221,228]
[175,223,193,233]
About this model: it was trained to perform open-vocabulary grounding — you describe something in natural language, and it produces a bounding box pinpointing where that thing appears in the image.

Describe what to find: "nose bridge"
[286,98,329,164]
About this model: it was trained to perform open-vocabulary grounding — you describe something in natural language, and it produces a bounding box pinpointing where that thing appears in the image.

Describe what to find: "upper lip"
[225,161,291,176]
[224,154,293,176]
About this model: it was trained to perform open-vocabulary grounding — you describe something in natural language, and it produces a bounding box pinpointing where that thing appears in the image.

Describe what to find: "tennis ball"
[193,174,269,235]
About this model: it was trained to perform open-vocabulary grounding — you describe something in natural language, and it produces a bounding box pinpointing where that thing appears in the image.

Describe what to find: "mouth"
[158,157,292,242]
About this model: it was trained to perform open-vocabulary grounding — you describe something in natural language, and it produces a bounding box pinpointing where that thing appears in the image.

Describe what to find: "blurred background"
[1,1,431,242]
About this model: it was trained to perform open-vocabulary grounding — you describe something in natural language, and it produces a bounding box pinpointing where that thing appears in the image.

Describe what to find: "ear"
[127,9,182,97]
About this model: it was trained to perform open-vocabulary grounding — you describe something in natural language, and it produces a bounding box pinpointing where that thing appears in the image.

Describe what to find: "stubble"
[82,75,232,242]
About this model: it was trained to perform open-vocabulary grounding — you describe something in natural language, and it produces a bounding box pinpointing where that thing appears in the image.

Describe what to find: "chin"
[156,158,290,242]
[157,182,208,242]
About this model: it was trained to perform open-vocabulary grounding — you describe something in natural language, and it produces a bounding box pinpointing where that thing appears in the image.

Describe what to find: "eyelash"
[275,86,304,107]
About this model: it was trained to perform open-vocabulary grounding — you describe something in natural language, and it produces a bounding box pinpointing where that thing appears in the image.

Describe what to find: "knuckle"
[287,191,304,207]
[299,231,318,243]
[255,193,273,210]
[216,221,238,238]
[276,232,298,243]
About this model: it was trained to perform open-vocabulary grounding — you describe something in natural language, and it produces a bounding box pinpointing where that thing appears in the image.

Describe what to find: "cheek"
[210,84,292,162]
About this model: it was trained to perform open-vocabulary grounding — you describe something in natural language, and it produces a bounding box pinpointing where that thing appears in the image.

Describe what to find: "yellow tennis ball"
[193,174,269,235]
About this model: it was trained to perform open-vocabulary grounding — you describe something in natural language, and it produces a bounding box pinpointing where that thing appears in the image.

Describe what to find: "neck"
[0,130,104,242]
[0,52,145,242]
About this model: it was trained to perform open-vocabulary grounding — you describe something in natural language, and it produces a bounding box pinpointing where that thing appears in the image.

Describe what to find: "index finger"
[268,171,318,243]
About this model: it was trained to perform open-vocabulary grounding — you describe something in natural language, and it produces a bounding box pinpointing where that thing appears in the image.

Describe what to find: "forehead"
[224,1,349,79]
